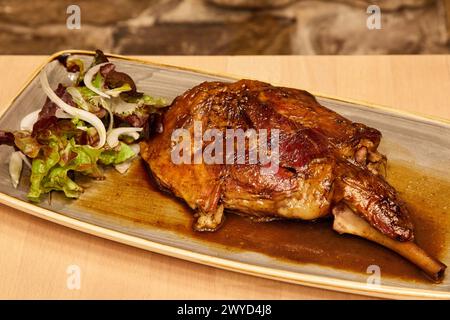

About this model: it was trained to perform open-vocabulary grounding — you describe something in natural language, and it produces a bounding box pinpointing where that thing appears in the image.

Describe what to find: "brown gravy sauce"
[74,159,450,283]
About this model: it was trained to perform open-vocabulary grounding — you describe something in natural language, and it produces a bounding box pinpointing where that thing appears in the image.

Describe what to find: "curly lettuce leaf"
[99,142,136,165]
[68,142,103,178]
[27,136,136,201]
[28,142,60,202]
[28,142,103,201]
[41,166,83,199]
[66,87,91,111]
[92,71,104,89]
[142,94,167,107]
[76,86,98,100]
[39,142,103,199]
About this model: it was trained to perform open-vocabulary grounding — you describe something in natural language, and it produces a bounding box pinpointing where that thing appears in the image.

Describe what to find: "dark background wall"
[0,0,449,55]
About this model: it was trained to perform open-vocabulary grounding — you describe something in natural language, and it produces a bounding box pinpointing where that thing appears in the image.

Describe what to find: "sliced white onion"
[67,88,114,132]
[55,109,72,119]
[83,62,110,99]
[39,69,107,149]
[114,161,132,174]
[129,143,140,155]
[18,152,32,169]
[9,151,23,188]
[99,98,114,132]
[66,87,90,111]
[20,109,41,131]
[106,127,142,148]
[106,108,114,133]
[125,132,140,140]
[114,143,140,174]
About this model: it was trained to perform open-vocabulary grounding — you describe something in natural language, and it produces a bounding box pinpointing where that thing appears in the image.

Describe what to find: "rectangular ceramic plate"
[1,50,450,299]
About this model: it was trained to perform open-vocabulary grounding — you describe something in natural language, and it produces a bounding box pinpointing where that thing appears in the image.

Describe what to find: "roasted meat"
[141,79,445,280]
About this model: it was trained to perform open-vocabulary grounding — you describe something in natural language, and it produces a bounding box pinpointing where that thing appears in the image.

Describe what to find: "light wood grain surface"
[0,55,449,299]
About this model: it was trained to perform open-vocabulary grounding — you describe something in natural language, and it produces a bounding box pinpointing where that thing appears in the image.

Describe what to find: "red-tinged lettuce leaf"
[120,91,145,103]
[99,63,137,93]
[13,131,41,158]
[57,54,82,73]
[114,111,165,140]
[61,49,108,71]
[32,116,58,137]
[35,120,85,146]
[0,131,14,146]
[114,113,149,128]
[57,54,74,70]
[32,84,76,136]
[38,84,65,117]
[148,112,164,135]
[13,119,88,160]
[92,49,109,66]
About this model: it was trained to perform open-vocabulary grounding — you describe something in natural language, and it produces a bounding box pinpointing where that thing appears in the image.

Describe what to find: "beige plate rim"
[1,50,449,300]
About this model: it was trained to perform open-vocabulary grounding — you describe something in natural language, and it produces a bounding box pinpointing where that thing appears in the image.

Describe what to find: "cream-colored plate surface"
[0,51,449,299]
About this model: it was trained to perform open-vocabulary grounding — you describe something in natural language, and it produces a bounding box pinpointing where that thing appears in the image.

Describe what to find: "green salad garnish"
[0,50,167,202]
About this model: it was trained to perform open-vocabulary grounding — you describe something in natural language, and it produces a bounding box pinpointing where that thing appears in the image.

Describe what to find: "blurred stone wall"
[0,0,449,54]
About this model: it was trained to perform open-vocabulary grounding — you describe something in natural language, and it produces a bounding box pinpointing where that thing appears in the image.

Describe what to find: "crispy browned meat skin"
[140,79,413,241]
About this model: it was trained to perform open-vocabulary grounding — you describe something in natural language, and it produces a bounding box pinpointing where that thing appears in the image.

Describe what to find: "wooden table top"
[0,55,449,299]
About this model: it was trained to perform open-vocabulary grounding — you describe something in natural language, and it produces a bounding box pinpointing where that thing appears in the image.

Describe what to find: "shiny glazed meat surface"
[141,79,413,241]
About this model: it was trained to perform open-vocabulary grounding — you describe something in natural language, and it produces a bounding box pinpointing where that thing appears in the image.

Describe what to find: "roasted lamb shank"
[141,79,446,280]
